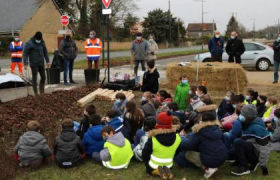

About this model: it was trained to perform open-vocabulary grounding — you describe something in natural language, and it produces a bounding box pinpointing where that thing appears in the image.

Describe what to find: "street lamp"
[194,0,206,51]
[168,0,171,45]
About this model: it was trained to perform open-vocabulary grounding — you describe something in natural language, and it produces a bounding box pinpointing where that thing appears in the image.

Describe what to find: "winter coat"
[257,103,267,117]
[172,110,187,125]
[14,131,52,166]
[76,117,90,140]
[124,112,144,142]
[142,128,179,163]
[182,120,228,168]
[133,132,149,161]
[174,83,190,110]
[82,125,105,156]
[271,121,280,151]
[54,128,85,166]
[218,99,235,119]
[146,40,159,61]
[242,118,271,167]
[273,41,280,61]
[131,40,148,61]
[112,99,128,116]
[199,94,212,105]
[59,38,78,60]
[227,119,242,145]
[107,116,131,141]
[225,38,245,56]
[208,37,224,56]
[141,102,156,118]
[141,67,160,94]
[190,99,205,111]
[23,38,50,66]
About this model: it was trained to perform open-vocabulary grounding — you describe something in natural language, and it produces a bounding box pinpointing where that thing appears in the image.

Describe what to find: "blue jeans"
[134,60,146,75]
[274,60,279,82]
[64,59,74,83]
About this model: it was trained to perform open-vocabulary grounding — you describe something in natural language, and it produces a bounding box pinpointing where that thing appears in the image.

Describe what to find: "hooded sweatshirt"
[54,128,85,165]
[107,116,130,141]
[14,131,52,166]
[82,125,105,156]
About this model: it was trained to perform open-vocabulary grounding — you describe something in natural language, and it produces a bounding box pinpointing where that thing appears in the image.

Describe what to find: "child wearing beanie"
[14,120,52,167]
[231,104,270,176]
[180,111,228,179]
[142,111,181,179]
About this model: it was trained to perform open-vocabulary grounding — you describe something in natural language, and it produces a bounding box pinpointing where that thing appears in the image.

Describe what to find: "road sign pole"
[107,15,110,83]
[101,3,105,68]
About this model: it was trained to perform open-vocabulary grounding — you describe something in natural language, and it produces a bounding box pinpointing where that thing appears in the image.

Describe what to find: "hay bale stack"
[166,62,248,92]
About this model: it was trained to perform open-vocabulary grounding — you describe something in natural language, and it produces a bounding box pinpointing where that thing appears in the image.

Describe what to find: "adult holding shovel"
[23,31,50,96]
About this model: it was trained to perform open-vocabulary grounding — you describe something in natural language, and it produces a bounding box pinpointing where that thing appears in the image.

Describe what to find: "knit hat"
[201,111,216,122]
[34,31,43,40]
[241,104,258,120]
[155,111,173,129]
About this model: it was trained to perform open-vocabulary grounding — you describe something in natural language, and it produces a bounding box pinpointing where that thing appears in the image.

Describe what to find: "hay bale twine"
[166,62,248,92]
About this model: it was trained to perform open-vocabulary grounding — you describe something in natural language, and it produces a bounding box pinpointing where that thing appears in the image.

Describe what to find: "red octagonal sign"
[102,0,112,9]
[60,15,69,26]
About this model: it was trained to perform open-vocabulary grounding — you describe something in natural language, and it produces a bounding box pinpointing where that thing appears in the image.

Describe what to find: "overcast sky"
[134,0,280,35]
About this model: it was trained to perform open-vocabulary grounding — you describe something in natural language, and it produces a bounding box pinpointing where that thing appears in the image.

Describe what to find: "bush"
[0,36,13,56]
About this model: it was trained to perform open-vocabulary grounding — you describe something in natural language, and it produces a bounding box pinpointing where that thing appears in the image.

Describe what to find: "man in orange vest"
[9,34,24,76]
[84,31,102,69]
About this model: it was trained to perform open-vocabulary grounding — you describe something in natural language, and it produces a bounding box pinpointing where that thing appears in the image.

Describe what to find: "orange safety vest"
[10,41,23,58]
[84,38,102,61]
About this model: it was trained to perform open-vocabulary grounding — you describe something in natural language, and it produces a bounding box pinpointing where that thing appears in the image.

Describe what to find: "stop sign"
[60,15,69,26]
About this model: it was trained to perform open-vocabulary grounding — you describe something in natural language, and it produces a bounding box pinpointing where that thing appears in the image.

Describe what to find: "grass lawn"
[74,50,208,69]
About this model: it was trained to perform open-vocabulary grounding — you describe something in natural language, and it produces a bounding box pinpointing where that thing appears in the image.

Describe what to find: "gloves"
[261,166,268,176]
[81,153,86,159]
[14,154,20,161]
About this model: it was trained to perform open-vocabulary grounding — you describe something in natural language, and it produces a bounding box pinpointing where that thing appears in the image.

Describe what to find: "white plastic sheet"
[0,73,24,84]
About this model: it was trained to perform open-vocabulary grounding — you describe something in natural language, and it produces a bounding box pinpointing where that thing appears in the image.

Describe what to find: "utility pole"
[252,19,256,42]
[201,0,204,51]
[169,0,171,45]
[177,18,180,44]
[278,19,280,35]
[212,19,215,35]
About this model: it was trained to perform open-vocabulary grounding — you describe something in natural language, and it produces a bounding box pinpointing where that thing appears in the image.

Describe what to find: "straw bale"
[166,62,248,92]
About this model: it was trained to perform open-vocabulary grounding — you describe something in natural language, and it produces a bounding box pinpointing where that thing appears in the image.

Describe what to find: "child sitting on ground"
[263,96,278,123]
[82,115,104,159]
[142,111,181,179]
[244,89,258,105]
[112,92,128,116]
[14,120,52,167]
[218,91,235,120]
[53,119,85,168]
[271,109,280,151]
[133,116,156,161]
[257,95,267,117]
[100,126,133,169]
[166,102,187,125]
[180,111,228,179]
[103,110,130,141]
[76,104,96,139]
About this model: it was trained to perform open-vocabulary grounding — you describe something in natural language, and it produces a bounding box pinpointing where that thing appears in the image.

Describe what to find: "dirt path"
[246,70,280,86]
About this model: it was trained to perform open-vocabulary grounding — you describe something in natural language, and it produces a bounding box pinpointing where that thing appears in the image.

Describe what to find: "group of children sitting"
[14,75,280,179]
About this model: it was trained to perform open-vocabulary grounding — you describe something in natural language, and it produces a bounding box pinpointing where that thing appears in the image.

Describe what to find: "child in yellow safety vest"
[244,90,258,105]
[263,97,278,123]
[142,111,181,179]
[100,126,133,170]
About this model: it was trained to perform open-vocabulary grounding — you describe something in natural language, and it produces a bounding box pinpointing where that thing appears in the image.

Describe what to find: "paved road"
[0,46,206,69]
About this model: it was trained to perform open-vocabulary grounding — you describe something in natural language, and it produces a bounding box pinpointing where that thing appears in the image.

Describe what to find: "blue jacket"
[228,119,242,144]
[182,120,228,168]
[82,125,104,156]
[218,99,235,120]
[107,116,131,142]
[208,37,224,56]
[9,41,24,62]
[242,118,270,139]
[112,99,128,117]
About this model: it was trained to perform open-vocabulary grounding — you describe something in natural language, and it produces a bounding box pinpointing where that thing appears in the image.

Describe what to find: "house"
[186,23,217,38]
[0,0,73,52]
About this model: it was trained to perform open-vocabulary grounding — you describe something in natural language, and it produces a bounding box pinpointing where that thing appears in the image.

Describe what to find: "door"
[241,43,260,66]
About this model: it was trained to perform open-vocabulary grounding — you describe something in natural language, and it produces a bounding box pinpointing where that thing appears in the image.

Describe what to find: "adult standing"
[84,31,102,69]
[226,31,245,64]
[23,31,50,96]
[9,34,24,76]
[146,35,158,62]
[208,30,224,62]
[131,32,148,75]
[60,31,78,85]
[273,33,280,83]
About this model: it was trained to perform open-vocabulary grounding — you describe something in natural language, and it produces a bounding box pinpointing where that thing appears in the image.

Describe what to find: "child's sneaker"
[152,166,168,180]
[204,167,218,179]
[163,166,174,179]
[261,166,268,176]
[249,162,259,172]
[231,166,250,176]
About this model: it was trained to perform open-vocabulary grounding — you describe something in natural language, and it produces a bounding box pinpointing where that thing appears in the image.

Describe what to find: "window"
[244,43,259,51]
[256,44,266,50]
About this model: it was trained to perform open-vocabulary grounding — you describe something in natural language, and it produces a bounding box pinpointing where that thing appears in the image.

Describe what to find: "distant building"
[0,0,73,52]
[186,23,217,38]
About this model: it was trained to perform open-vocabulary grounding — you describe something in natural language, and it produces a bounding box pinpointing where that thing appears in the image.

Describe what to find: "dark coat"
[54,128,85,165]
[182,120,228,168]
[273,41,280,61]
[23,38,50,66]
[218,99,235,119]
[107,116,131,141]
[141,68,160,94]
[142,128,179,163]
[225,38,245,56]
[208,37,224,56]
[257,102,267,117]
[59,38,78,60]
[76,117,90,140]
[82,125,105,156]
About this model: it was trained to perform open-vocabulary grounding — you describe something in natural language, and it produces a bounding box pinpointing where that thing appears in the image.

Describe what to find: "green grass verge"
[17,152,280,180]
[74,50,208,69]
